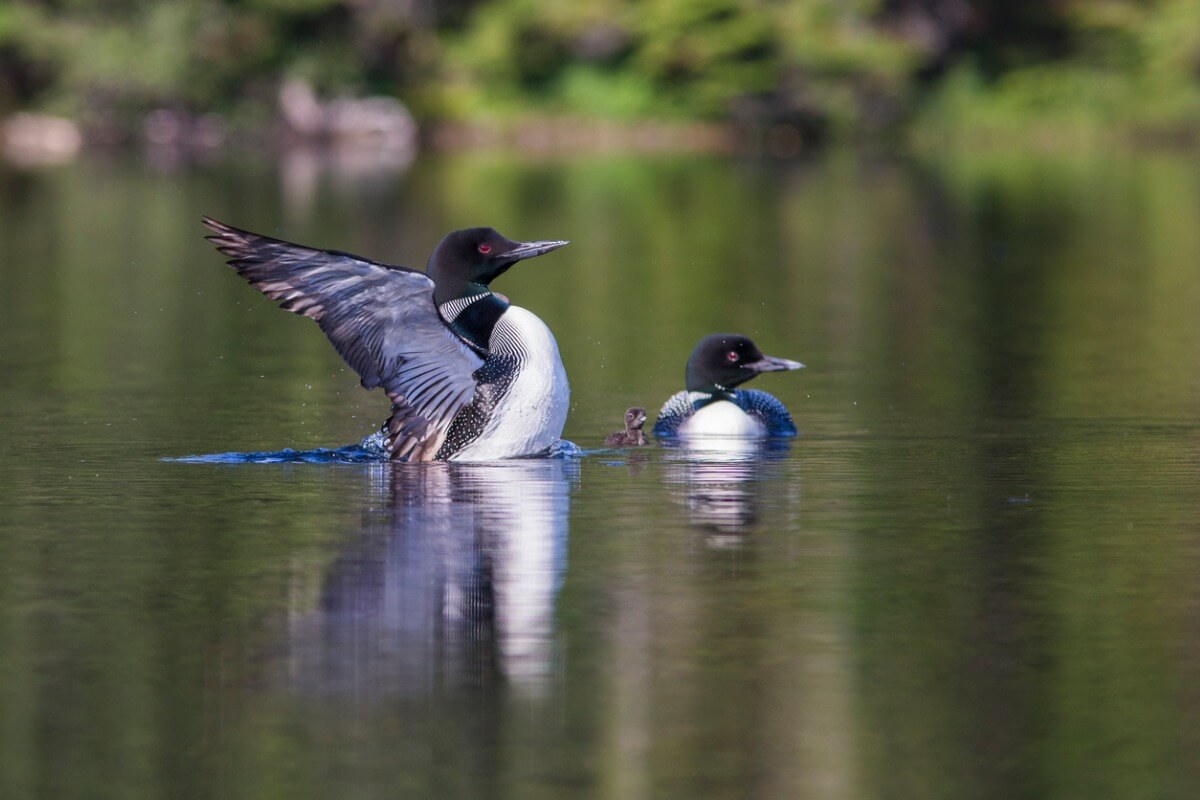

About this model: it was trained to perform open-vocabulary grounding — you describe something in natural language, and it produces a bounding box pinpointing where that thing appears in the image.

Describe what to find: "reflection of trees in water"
[660,438,792,539]
[281,459,573,699]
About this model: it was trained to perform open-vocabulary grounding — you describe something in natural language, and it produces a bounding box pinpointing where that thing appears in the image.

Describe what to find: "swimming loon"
[605,407,647,447]
[652,334,804,439]
[203,218,570,461]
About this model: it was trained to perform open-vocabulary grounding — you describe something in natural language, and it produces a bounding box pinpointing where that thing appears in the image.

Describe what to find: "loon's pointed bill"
[748,355,805,373]
[504,239,569,261]
[203,218,571,462]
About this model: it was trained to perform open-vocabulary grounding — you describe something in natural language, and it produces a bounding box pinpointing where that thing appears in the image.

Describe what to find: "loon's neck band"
[438,291,509,351]
[690,387,735,409]
[438,292,487,322]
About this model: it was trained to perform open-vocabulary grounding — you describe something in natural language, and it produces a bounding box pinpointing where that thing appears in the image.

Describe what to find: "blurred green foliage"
[1,0,1199,143]
[917,0,1200,146]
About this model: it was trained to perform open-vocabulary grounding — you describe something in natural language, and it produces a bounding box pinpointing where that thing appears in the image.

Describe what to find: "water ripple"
[164,433,587,464]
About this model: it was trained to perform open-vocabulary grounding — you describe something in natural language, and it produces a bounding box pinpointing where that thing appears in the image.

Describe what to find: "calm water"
[3,149,1200,799]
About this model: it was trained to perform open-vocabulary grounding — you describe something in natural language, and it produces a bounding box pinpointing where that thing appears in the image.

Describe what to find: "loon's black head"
[427,227,568,305]
[685,333,804,394]
[624,407,647,431]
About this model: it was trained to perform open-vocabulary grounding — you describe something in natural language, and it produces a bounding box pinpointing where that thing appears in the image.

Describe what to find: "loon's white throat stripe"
[438,292,490,322]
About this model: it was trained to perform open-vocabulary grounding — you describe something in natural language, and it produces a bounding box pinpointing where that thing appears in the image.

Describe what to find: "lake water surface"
[3,149,1200,799]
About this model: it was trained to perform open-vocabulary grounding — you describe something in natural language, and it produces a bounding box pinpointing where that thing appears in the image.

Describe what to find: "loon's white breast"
[679,399,765,438]
[449,305,569,461]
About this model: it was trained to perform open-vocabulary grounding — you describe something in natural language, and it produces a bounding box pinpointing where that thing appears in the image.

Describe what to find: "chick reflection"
[660,438,791,539]
[286,459,571,698]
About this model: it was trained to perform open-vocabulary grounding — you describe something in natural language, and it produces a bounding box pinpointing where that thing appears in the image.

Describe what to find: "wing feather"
[203,217,485,460]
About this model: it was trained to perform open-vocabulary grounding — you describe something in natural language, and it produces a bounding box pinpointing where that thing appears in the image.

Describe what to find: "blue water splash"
[164,431,389,464]
[164,445,387,465]
[166,433,588,464]
[545,439,586,459]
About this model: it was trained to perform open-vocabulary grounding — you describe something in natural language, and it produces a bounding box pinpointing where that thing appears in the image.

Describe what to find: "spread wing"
[203,217,485,461]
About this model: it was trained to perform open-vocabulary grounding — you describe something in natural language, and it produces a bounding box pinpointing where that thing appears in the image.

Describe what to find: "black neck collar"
[438,291,509,351]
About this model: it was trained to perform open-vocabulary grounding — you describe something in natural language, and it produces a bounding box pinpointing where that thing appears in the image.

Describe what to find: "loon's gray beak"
[750,355,805,373]
[507,239,569,260]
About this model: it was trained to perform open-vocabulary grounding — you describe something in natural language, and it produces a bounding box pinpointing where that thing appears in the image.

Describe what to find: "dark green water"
[3,149,1200,799]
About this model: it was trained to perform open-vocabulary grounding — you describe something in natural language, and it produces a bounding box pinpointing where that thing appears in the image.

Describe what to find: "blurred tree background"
[0,0,1199,148]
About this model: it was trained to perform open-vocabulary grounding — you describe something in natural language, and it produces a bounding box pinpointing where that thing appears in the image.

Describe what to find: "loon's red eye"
[726,351,739,363]
[478,243,492,254]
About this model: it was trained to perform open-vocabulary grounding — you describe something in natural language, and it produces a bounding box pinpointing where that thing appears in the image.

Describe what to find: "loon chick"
[203,218,570,461]
[652,334,804,439]
[605,407,648,447]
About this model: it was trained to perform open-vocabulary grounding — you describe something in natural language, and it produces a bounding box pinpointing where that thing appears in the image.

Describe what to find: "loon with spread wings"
[203,218,570,462]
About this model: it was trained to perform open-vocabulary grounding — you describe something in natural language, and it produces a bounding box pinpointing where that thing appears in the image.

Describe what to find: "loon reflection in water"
[282,459,573,697]
[661,437,792,539]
